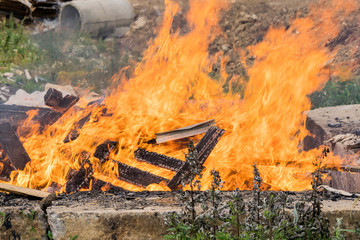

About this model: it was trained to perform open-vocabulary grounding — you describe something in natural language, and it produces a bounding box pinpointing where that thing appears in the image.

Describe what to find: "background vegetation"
[0,16,130,94]
[165,146,360,240]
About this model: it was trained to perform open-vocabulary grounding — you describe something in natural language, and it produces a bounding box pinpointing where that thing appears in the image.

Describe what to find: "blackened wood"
[167,126,225,190]
[63,113,91,143]
[155,119,216,143]
[134,148,185,172]
[94,141,118,163]
[116,161,168,188]
[195,126,225,165]
[44,88,63,108]
[0,122,31,170]
[39,94,79,127]
[59,95,79,110]
[63,98,104,143]
[0,104,52,128]
[65,158,93,194]
[0,157,15,181]
[330,171,360,193]
[91,178,127,192]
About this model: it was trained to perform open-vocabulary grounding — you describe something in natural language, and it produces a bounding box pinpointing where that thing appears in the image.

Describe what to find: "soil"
[121,0,360,82]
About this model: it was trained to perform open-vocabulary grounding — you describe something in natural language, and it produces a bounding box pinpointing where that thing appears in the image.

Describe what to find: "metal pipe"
[60,0,134,35]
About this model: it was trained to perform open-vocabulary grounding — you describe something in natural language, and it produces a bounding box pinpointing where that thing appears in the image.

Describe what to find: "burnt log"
[167,126,225,190]
[94,141,118,163]
[91,178,127,192]
[115,161,168,188]
[0,156,15,181]
[44,88,63,108]
[64,98,104,143]
[0,122,31,170]
[39,88,79,128]
[65,158,93,194]
[134,148,185,172]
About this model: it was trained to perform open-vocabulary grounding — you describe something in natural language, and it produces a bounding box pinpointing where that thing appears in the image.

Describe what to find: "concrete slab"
[1,191,360,240]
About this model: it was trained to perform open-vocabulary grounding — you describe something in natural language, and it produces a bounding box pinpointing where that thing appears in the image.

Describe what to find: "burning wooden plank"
[134,148,185,172]
[0,182,50,199]
[155,119,216,144]
[0,104,52,129]
[91,178,127,192]
[65,158,93,194]
[0,156,15,181]
[63,98,104,143]
[115,162,168,188]
[39,88,79,127]
[167,126,225,190]
[94,141,118,163]
[44,88,63,109]
[0,122,31,170]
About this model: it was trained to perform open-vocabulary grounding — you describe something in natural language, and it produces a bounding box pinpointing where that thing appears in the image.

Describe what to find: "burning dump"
[0,0,359,196]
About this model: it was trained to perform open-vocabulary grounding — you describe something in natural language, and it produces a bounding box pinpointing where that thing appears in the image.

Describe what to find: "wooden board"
[116,162,168,188]
[134,148,185,172]
[155,119,216,143]
[0,182,50,198]
[0,122,31,170]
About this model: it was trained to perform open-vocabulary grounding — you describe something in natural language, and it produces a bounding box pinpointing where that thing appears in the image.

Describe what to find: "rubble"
[304,104,360,158]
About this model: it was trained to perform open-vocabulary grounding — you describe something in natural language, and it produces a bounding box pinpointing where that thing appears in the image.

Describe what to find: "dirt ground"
[122,0,313,76]
[121,0,360,82]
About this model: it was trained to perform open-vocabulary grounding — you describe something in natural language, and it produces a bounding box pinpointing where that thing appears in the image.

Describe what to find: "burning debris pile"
[0,87,225,194]
[0,0,359,196]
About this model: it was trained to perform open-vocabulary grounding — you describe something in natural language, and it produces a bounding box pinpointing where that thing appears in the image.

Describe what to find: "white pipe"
[60,0,134,35]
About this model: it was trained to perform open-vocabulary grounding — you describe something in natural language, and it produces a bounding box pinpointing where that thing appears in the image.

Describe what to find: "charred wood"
[115,161,168,188]
[134,148,185,172]
[0,122,31,170]
[0,104,52,129]
[39,89,79,128]
[44,88,63,108]
[91,178,127,192]
[63,98,104,143]
[0,156,15,181]
[167,126,225,190]
[94,141,118,163]
[65,158,94,194]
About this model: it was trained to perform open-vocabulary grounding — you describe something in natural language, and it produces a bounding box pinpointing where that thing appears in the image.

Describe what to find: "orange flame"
[6,0,358,192]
